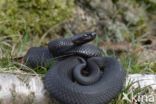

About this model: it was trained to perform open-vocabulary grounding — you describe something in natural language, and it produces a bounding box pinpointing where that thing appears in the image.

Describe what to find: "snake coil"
[24,32,126,104]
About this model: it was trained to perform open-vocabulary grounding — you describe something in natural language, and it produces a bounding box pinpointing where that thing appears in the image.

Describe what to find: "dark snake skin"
[24,32,126,104]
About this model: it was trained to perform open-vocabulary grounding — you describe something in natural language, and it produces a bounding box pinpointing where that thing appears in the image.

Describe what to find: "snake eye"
[84,34,88,37]
[91,32,96,37]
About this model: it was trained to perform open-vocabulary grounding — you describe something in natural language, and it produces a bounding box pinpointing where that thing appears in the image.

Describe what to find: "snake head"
[72,32,96,45]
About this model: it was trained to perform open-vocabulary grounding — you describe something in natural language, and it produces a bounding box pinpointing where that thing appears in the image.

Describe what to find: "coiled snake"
[24,32,126,104]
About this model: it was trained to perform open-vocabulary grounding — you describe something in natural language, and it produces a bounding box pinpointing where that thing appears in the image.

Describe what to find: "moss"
[0,0,74,38]
[136,0,156,12]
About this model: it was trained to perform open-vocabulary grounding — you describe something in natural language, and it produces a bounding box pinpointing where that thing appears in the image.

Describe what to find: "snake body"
[24,32,126,104]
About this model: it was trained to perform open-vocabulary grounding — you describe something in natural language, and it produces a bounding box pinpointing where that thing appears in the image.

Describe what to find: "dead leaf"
[99,41,132,54]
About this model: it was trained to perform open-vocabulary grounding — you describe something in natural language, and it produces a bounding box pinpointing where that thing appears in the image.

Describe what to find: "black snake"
[24,32,126,104]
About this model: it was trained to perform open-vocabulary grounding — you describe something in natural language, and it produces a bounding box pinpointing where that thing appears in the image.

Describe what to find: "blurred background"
[0,0,155,103]
[0,0,155,74]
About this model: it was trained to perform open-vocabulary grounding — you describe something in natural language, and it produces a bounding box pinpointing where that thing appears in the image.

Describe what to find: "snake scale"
[24,32,126,104]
